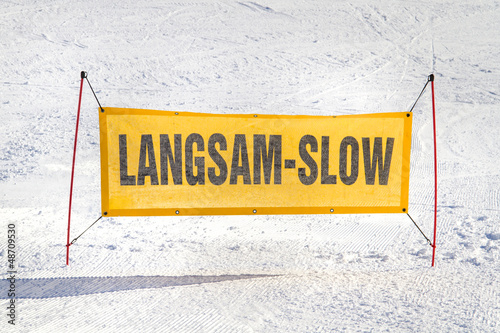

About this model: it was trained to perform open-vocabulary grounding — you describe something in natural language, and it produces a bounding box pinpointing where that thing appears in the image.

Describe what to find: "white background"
[1,0,499,331]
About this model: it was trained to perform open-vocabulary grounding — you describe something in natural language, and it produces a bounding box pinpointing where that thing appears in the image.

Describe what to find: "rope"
[68,216,103,246]
[66,71,105,265]
[409,74,434,112]
[406,213,432,246]
[81,71,104,112]
[406,75,433,246]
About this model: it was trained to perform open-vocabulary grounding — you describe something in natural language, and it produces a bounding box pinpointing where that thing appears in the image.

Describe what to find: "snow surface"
[1,0,499,331]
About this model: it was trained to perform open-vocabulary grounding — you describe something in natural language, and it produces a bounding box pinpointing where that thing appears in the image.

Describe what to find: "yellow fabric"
[99,108,412,216]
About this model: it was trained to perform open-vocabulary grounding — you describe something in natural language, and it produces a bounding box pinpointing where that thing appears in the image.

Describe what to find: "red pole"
[67,71,86,265]
[430,74,437,267]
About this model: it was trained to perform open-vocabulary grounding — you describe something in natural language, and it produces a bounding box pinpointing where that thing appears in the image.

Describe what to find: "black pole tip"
[428,74,434,82]
[80,71,87,79]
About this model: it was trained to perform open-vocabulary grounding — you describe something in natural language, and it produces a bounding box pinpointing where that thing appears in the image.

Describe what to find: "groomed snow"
[1,0,499,331]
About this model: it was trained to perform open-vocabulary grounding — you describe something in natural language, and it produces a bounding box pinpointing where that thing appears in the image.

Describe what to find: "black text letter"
[339,136,359,185]
[119,134,136,186]
[254,134,282,185]
[208,133,228,185]
[298,135,318,185]
[160,134,182,185]
[230,134,251,184]
[137,134,159,185]
[185,133,205,185]
[321,136,337,184]
[362,137,394,185]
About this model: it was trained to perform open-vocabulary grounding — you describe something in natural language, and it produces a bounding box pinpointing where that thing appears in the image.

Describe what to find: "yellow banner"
[99,108,412,216]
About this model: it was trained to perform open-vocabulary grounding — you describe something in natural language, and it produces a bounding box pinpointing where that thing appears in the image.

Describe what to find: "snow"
[1,0,499,331]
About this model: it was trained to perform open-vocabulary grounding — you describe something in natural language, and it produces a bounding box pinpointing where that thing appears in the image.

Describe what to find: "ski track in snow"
[1,0,499,331]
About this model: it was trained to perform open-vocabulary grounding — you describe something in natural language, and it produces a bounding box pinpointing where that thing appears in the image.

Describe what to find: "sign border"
[99,108,412,216]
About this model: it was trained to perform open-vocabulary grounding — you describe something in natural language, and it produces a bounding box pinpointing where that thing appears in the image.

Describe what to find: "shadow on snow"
[2,274,275,299]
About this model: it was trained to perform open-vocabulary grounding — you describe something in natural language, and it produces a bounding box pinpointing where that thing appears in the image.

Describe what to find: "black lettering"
[208,134,228,185]
[119,134,136,185]
[185,133,205,185]
[298,135,318,185]
[160,134,182,185]
[362,137,394,185]
[321,136,336,184]
[284,159,296,169]
[230,134,251,184]
[254,135,282,185]
[339,136,359,185]
[137,134,159,185]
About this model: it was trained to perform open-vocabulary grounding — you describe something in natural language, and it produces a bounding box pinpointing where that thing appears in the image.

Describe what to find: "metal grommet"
[253,209,257,214]
[402,208,406,212]
[330,209,334,213]
[253,115,258,118]
[175,210,180,215]
[175,112,179,115]
[103,211,108,216]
